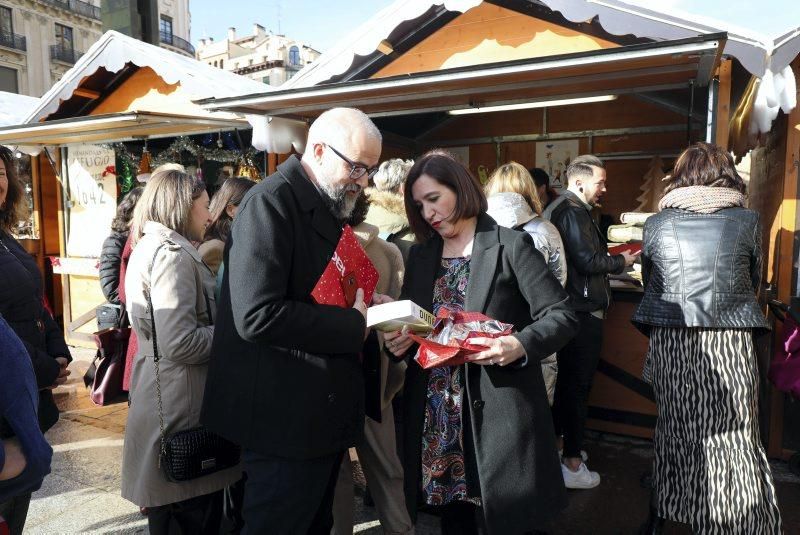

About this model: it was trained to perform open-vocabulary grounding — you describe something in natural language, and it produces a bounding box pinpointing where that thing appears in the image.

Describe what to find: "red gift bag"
[311,225,379,307]
[409,309,514,369]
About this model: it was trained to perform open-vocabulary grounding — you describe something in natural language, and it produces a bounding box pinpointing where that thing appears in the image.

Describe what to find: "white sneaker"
[558,449,589,462]
[561,462,601,489]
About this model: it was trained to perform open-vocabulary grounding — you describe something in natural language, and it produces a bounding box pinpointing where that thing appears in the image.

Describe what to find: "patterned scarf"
[659,185,744,214]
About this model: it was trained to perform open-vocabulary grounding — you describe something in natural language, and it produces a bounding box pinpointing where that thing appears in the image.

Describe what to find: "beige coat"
[198,238,224,276]
[365,189,414,242]
[121,222,241,507]
[353,222,406,409]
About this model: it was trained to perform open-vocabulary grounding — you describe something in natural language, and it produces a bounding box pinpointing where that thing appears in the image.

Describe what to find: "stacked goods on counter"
[607,212,654,286]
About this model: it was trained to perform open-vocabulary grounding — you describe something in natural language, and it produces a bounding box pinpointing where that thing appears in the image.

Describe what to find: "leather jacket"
[546,191,626,312]
[631,207,769,333]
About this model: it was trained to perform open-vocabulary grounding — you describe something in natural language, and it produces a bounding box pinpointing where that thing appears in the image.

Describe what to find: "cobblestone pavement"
[25,347,800,534]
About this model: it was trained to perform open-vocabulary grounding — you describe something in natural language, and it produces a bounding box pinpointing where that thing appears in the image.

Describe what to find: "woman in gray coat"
[121,167,241,534]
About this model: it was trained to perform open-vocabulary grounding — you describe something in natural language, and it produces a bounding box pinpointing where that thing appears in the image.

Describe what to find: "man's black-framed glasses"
[324,144,379,180]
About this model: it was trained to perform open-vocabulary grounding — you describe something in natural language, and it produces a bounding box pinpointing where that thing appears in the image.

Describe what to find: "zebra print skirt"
[644,327,782,534]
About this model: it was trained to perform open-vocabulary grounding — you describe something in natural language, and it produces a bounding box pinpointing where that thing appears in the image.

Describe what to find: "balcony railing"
[0,31,26,52]
[39,0,100,20]
[50,44,82,64]
[159,31,195,56]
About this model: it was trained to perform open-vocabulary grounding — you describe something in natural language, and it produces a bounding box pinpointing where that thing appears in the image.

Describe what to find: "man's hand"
[371,293,394,306]
[0,438,27,481]
[621,250,638,267]
[47,357,71,390]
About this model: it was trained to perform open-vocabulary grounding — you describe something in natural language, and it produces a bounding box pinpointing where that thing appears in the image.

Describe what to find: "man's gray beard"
[318,181,361,221]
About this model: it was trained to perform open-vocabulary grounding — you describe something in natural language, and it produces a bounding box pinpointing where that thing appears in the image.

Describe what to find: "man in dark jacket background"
[201,107,382,534]
[546,155,636,489]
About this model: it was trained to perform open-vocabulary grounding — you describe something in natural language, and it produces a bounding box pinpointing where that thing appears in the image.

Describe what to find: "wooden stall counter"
[586,286,657,440]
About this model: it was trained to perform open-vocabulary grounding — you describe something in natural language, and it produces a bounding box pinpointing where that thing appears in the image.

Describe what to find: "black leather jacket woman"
[99,230,128,305]
[631,207,769,334]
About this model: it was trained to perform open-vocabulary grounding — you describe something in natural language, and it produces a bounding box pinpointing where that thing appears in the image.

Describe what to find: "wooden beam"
[768,58,800,458]
[376,40,394,56]
[714,59,732,148]
[73,87,101,99]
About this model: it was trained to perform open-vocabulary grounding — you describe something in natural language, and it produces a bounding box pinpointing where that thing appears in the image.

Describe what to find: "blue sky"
[190,0,800,52]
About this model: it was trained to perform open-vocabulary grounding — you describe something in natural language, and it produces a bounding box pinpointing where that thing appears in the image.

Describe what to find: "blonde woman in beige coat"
[333,194,414,535]
[121,167,241,534]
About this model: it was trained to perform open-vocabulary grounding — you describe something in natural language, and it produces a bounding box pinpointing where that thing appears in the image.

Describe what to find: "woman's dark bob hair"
[665,141,747,194]
[404,150,487,241]
[0,146,24,232]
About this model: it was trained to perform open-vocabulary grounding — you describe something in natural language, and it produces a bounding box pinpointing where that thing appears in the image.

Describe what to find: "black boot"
[639,511,665,535]
[639,485,665,535]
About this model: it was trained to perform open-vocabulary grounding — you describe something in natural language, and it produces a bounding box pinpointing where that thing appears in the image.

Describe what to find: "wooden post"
[715,59,732,149]
[767,57,800,458]
[268,152,278,175]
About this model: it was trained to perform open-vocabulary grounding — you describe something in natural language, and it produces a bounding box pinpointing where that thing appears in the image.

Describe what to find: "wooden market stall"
[200,0,800,453]
[0,31,267,347]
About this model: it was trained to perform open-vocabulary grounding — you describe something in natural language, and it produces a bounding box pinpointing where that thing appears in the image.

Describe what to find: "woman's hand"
[383,326,414,357]
[468,335,526,366]
[0,437,27,480]
[47,357,71,390]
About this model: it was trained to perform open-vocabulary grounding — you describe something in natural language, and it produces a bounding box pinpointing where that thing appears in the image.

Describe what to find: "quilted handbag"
[145,244,240,482]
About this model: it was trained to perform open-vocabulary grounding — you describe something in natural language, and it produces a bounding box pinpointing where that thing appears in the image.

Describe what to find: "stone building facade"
[0,0,102,96]
[196,24,320,87]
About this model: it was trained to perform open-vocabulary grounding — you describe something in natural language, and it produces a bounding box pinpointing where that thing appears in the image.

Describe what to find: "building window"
[219,59,223,68]
[0,65,18,93]
[55,23,74,52]
[160,15,173,43]
[289,46,300,66]
[0,6,13,38]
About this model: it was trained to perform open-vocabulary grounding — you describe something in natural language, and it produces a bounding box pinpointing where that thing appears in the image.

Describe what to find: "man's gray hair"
[565,154,604,185]
[305,107,382,152]
[373,158,413,192]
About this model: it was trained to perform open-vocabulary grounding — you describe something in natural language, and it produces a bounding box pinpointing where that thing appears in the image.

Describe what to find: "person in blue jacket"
[0,314,53,532]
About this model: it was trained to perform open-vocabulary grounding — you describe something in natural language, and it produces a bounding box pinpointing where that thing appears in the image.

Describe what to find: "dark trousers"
[241,449,343,535]
[147,490,223,535]
[0,493,31,535]
[553,312,604,458]
[439,502,486,535]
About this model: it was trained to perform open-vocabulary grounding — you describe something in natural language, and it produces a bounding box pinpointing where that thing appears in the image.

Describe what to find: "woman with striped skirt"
[632,142,782,534]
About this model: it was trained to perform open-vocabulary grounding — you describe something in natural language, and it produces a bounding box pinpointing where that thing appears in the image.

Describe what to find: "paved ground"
[25,347,800,534]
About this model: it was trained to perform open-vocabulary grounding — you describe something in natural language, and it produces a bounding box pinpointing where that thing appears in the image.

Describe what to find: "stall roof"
[283,0,795,90]
[25,30,268,124]
[0,92,39,127]
[201,33,724,118]
[0,112,247,147]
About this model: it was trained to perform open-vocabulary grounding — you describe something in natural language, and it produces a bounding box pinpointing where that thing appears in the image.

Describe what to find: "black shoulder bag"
[144,244,240,482]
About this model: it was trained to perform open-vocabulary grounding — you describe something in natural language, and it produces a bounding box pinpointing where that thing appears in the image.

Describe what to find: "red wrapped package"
[409,308,514,369]
[311,225,379,307]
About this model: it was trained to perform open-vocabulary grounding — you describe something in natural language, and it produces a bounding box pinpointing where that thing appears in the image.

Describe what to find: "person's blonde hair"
[131,166,207,245]
[485,161,543,215]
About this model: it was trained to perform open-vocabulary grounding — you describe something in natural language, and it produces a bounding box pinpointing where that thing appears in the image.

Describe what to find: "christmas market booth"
[0,30,267,348]
[0,90,44,275]
[199,0,800,458]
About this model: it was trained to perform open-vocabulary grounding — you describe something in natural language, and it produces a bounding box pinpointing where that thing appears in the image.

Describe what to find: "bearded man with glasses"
[202,108,383,533]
